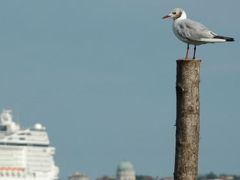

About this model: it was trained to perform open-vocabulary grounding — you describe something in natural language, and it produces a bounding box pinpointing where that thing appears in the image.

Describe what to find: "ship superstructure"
[0,109,59,179]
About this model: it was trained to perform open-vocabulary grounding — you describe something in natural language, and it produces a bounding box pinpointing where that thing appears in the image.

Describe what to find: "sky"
[0,0,239,179]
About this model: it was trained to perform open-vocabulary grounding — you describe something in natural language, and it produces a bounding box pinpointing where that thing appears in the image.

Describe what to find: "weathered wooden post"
[174,59,201,180]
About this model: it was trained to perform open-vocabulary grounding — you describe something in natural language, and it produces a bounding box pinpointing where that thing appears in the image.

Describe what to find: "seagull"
[162,8,234,60]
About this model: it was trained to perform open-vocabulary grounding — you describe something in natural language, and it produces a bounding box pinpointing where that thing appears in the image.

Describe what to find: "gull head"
[162,8,187,20]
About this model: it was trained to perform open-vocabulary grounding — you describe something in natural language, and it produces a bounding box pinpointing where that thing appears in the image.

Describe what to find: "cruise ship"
[0,109,59,180]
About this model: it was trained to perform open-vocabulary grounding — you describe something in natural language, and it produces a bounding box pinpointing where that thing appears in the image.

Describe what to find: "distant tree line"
[96,173,240,180]
[136,175,155,180]
[197,172,240,180]
[136,173,240,180]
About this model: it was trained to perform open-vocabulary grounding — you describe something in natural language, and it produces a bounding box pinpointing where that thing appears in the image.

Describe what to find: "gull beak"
[162,15,171,19]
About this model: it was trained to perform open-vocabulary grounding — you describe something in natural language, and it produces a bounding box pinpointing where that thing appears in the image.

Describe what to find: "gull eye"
[172,12,177,15]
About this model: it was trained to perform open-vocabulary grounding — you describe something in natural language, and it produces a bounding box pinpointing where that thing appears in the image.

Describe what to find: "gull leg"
[185,44,189,60]
[193,45,196,59]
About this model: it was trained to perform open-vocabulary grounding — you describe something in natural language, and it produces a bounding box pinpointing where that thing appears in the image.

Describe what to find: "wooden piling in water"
[174,59,201,180]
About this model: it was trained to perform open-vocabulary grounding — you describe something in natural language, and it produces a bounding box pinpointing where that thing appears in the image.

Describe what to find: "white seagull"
[162,8,234,60]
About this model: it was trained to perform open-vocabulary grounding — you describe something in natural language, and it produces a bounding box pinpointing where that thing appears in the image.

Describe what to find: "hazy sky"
[0,0,239,179]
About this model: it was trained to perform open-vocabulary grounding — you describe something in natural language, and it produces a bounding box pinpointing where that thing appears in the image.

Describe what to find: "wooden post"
[174,59,201,180]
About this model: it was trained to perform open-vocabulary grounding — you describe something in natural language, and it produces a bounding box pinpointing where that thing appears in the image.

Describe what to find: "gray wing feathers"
[174,19,216,42]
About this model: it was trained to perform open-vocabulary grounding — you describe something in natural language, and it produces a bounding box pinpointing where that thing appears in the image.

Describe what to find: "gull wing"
[174,19,218,43]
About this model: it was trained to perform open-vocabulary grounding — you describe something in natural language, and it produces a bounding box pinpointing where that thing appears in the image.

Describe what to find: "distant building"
[159,177,173,180]
[219,176,234,180]
[116,161,136,180]
[136,175,154,180]
[68,172,90,180]
[96,176,116,180]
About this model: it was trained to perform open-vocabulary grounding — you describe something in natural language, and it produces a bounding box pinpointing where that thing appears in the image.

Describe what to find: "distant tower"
[68,172,90,180]
[116,161,136,180]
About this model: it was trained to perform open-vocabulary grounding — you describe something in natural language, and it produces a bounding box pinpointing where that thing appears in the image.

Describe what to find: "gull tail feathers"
[199,36,235,43]
[199,38,226,43]
[214,35,234,42]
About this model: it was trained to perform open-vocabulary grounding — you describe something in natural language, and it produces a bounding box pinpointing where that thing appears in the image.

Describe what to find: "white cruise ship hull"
[0,110,59,180]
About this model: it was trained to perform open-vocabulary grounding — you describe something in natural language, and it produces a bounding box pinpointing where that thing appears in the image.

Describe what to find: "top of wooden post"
[177,59,201,62]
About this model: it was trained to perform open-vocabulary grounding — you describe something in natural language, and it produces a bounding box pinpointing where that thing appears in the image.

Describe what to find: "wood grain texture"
[174,60,201,180]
